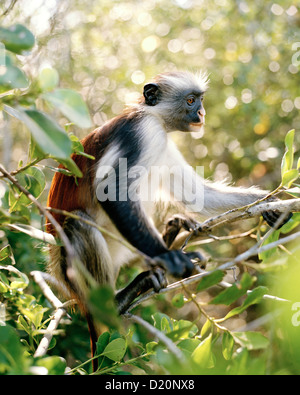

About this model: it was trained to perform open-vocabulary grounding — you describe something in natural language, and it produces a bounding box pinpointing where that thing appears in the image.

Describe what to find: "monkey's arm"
[166,139,292,227]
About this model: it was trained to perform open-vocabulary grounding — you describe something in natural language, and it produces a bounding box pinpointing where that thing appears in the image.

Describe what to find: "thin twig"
[123,312,186,363]
[30,271,76,358]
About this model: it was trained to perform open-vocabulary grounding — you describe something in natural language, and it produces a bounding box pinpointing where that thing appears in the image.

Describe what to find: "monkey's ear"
[143,83,160,106]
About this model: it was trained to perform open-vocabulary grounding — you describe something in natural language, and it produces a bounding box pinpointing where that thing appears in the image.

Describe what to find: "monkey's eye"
[186,96,195,106]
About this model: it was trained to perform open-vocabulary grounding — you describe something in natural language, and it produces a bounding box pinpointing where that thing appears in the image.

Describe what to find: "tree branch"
[31,271,76,358]
[123,312,186,363]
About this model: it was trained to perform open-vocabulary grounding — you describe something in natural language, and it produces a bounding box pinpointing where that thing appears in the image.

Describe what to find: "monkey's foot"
[116,267,168,314]
[162,214,199,248]
[154,250,204,279]
[262,210,293,229]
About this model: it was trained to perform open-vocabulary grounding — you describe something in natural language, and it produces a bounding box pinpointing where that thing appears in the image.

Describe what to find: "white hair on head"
[155,70,210,93]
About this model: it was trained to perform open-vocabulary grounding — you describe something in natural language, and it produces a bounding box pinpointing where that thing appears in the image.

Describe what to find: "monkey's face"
[162,90,206,132]
[143,72,208,133]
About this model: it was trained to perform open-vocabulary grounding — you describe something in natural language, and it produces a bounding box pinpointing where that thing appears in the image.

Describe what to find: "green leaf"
[281,169,299,188]
[0,281,8,293]
[96,332,110,355]
[210,272,254,306]
[232,331,269,350]
[101,338,127,362]
[152,312,173,332]
[4,106,72,159]
[222,332,235,360]
[0,245,12,262]
[69,133,95,159]
[38,67,59,92]
[177,338,201,357]
[4,106,82,177]
[146,341,158,354]
[9,166,45,211]
[281,129,295,180]
[196,270,224,292]
[167,320,198,341]
[200,319,213,339]
[0,24,35,54]
[0,56,28,92]
[191,333,214,368]
[172,292,185,308]
[43,89,92,128]
[222,286,268,321]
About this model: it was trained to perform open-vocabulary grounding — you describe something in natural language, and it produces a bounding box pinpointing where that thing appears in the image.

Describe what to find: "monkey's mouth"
[189,121,204,131]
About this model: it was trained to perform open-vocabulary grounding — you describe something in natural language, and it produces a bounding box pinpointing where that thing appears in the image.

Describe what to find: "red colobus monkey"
[47,71,290,349]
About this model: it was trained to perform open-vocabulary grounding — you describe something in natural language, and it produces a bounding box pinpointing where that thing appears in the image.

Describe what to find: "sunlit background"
[0,0,300,374]
[1,0,299,194]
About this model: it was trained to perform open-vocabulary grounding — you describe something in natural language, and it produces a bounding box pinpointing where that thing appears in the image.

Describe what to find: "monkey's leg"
[162,214,199,248]
[116,267,168,314]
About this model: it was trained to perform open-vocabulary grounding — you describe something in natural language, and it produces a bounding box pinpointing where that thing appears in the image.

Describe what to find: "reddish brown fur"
[46,127,112,234]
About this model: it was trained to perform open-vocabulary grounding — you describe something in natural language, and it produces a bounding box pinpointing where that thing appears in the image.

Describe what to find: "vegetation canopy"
[0,0,299,376]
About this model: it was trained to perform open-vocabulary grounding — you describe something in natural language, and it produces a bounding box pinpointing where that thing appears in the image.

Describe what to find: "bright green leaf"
[177,338,201,357]
[101,338,127,362]
[200,319,213,339]
[281,169,299,188]
[0,281,8,293]
[222,332,235,360]
[43,89,92,128]
[167,320,198,341]
[191,333,214,368]
[232,331,269,350]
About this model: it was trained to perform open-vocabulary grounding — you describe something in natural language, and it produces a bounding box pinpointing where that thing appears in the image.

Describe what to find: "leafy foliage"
[0,1,300,376]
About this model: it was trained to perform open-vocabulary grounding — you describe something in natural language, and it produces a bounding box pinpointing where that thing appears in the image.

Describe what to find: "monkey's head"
[142,71,209,132]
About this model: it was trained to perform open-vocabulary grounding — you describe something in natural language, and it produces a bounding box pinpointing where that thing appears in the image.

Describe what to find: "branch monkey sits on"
[47,71,290,354]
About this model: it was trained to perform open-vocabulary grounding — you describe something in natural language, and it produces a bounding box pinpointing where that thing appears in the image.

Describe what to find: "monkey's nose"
[198,108,206,123]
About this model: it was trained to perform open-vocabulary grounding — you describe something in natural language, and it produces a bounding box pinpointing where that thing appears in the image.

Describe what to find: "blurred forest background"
[0,0,300,375]
[2,0,300,183]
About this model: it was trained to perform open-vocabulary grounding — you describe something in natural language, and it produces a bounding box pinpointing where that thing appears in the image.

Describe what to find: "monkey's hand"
[262,210,293,229]
[162,214,199,248]
[154,250,204,278]
[116,267,168,314]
